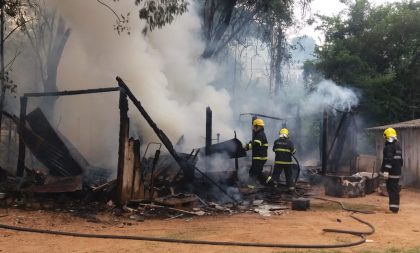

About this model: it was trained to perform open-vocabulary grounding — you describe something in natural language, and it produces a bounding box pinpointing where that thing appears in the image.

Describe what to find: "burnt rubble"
[0,76,379,222]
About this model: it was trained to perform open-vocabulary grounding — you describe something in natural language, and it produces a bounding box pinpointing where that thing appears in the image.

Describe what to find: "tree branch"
[3,17,35,42]
[96,0,122,22]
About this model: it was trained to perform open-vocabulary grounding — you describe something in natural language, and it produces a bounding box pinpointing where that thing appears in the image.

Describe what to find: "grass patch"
[311,202,377,212]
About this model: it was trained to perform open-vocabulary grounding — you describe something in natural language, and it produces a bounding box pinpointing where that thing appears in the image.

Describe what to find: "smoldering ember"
[0,1,419,252]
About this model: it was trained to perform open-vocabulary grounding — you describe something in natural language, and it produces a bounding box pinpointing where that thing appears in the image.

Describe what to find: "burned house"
[0,77,250,208]
[367,119,420,186]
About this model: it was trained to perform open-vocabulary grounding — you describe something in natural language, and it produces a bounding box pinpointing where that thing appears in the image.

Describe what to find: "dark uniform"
[273,137,296,190]
[245,128,268,187]
[380,140,403,213]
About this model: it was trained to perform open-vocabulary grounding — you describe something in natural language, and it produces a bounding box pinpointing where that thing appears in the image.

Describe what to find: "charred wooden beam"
[116,77,238,204]
[234,131,239,179]
[205,107,212,155]
[327,112,348,161]
[117,90,129,205]
[321,110,328,176]
[16,96,27,177]
[131,139,143,200]
[116,76,194,180]
[239,112,285,121]
[24,87,120,97]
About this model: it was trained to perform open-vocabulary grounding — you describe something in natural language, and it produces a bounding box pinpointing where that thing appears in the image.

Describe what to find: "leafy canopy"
[312,0,420,124]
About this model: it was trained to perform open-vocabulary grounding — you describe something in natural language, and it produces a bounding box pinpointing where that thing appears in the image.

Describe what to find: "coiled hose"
[0,212,374,249]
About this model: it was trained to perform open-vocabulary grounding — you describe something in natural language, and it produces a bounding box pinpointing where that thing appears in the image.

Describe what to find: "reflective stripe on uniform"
[262,144,269,147]
[275,161,292,164]
[395,150,402,154]
[274,148,291,152]
[247,143,252,149]
[393,155,402,159]
[388,175,401,179]
[389,204,400,208]
[253,157,268,160]
[385,164,392,168]
[254,140,262,146]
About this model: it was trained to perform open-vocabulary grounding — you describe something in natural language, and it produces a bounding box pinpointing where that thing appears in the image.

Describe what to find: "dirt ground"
[0,188,420,253]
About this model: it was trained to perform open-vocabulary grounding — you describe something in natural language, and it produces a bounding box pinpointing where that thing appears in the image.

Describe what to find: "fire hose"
[0,212,374,249]
[292,153,300,186]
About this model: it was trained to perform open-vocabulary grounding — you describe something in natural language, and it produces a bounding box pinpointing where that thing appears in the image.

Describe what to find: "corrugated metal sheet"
[367,119,420,131]
[24,108,84,177]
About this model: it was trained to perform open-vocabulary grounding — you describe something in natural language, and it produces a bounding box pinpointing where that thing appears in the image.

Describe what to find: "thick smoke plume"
[36,0,237,168]
[5,1,361,175]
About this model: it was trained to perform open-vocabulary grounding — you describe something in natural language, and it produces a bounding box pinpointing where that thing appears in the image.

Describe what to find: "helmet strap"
[386,137,397,142]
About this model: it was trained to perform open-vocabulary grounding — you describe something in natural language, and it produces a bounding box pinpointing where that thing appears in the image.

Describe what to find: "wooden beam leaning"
[24,87,120,97]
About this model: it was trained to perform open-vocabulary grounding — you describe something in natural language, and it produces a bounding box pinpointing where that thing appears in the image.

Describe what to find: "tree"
[110,0,312,94]
[135,0,188,34]
[200,0,312,94]
[23,3,71,117]
[312,0,420,124]
[0,0,35,128]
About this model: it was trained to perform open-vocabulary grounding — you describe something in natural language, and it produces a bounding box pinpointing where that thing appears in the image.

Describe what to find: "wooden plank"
[121,139,135,203]
[24,87,120,97]
[16,96,27,177]
[131,139,143,200]
[116,91,129,205]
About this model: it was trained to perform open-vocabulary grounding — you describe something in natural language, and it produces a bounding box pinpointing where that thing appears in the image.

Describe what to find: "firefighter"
[244,118,268,189]
[272,128,296,192]
[380,127,403,213]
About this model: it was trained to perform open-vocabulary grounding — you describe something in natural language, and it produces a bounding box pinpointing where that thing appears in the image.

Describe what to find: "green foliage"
[312,0,420,125]
[135,0,188,34]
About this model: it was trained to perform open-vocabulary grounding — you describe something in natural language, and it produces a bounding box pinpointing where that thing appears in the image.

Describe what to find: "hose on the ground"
[0,212,374,249]
[323,213,375,236]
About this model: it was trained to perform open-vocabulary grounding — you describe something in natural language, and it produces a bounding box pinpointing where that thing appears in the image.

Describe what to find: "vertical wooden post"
[205,107,212,154]
[205,107,212,172]
[7,118,12,163]
[234,131,239,181]
[16,96,27,177]
[117,90,129,206]
[321,110,328,176]
[131,139,142,199]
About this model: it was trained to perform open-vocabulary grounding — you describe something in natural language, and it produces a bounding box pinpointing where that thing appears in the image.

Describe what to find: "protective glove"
[382,172,389,180]
[244,141,251,151]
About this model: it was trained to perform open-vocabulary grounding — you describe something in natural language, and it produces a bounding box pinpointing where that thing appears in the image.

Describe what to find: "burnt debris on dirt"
[0,77,381,222]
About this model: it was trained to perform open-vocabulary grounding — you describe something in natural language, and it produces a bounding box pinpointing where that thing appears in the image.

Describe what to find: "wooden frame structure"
[17,86,144,205]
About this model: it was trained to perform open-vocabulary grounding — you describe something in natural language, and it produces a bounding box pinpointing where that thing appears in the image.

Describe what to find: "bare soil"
[1,188,420,253]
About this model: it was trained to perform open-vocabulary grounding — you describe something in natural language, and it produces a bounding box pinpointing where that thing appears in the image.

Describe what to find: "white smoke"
[37,0,238,167]
[303,80,359,115]
[4,0,361,173]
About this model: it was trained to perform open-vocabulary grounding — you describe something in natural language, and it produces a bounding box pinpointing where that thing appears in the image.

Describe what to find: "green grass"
[311,202,378,212]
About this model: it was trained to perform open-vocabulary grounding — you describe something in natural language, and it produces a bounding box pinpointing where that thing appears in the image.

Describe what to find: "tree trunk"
[0,3,6,129]
[201,0,237,58]
[40,17,71,118]
[273,29,284,95]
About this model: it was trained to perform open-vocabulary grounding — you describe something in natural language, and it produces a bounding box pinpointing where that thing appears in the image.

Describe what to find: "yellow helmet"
[252,118,265,127]
[279,128,289,137]
[383,128,397,139]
